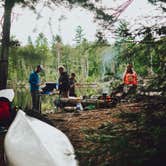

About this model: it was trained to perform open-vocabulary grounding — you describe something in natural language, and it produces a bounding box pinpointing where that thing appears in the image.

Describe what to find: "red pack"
[0,99,10,121]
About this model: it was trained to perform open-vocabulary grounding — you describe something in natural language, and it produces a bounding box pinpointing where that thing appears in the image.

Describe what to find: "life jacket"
[0,97,11,122]
[124,72,137,85]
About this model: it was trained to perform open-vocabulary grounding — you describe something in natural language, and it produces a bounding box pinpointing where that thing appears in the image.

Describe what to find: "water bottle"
[76,103,83,111]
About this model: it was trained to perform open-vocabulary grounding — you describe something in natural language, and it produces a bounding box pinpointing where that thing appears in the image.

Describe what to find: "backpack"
[0,97,16,127]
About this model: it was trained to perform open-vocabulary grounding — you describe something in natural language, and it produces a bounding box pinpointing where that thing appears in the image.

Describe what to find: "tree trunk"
[0,1,13,89]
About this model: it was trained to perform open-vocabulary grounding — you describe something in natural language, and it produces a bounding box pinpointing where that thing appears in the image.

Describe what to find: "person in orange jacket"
[123,64,138,94]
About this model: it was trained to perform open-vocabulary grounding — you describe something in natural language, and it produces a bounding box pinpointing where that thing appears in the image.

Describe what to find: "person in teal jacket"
[29,65,43,112]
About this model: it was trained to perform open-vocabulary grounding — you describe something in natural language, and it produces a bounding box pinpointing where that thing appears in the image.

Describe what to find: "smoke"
[101,46,117,80]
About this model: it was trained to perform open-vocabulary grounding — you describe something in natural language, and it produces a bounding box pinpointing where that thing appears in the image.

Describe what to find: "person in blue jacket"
[29,65,43,112]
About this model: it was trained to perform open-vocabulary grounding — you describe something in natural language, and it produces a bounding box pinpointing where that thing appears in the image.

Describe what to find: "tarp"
[4,110,77,166]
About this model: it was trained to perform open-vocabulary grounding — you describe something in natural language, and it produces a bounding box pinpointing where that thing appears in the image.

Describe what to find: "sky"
[0,0,165,46]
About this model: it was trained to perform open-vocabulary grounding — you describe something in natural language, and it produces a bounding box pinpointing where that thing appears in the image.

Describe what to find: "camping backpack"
[0,97,16,127]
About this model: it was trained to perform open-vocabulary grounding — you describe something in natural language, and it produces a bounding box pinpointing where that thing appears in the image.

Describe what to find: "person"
[123,64,138,95]
[69,73,77,97]
[58,66,70,98]
[29,65,43,112]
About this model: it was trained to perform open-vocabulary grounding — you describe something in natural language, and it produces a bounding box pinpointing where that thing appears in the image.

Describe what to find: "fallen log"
[54,97,118,110]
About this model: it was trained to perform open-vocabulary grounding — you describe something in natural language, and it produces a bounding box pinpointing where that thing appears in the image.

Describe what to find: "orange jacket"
[123,72,137,85]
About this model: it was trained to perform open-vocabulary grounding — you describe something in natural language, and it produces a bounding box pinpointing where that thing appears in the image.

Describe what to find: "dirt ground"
[0,100,157,166]
[47,103,140,147]
[47,102,142,165]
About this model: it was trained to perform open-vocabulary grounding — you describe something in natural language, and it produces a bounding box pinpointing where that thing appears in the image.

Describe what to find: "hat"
[0,89,14,102]
[58,65,64,70]
[37,65,44,71]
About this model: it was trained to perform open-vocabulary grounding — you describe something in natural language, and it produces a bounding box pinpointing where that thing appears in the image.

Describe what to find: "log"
[54,97,117,109]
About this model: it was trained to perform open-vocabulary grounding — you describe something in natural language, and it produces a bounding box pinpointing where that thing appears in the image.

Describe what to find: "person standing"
[29,65,43,112]
[58,66,70,98]
[69,73,77,97]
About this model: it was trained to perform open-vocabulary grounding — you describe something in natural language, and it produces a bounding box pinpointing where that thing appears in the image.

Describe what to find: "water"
[13,88,31,110]
[12,88,55,112]
[11,84,101,112]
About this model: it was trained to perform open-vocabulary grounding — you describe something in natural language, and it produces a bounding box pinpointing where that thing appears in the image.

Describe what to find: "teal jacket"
[29,71,40,92]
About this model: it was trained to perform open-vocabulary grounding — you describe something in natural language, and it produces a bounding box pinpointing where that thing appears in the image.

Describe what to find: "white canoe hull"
[4,110,77,166]
[0,89,14,102]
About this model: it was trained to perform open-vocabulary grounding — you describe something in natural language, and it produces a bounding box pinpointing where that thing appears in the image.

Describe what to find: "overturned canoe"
[4,110,77,166]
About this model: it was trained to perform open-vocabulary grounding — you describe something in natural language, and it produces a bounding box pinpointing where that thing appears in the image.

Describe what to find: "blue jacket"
[29,71,40,92]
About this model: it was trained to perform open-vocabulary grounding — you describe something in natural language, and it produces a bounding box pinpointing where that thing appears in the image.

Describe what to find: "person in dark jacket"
[69,73,77,97]
[29,65,43,112]
[58,66,70,98]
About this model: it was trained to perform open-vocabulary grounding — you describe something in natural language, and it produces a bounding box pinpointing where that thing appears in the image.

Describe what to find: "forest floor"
[0,95,165,166]
[47,102,141,165]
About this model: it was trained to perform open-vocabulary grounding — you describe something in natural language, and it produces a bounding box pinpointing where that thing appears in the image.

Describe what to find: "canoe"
[4,110,77,166]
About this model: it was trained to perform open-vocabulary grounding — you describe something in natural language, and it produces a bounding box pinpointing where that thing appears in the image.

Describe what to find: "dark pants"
[59,90,69,98]
[69,88,76,97]
[123,84,137,95]
[31,90,41,113]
